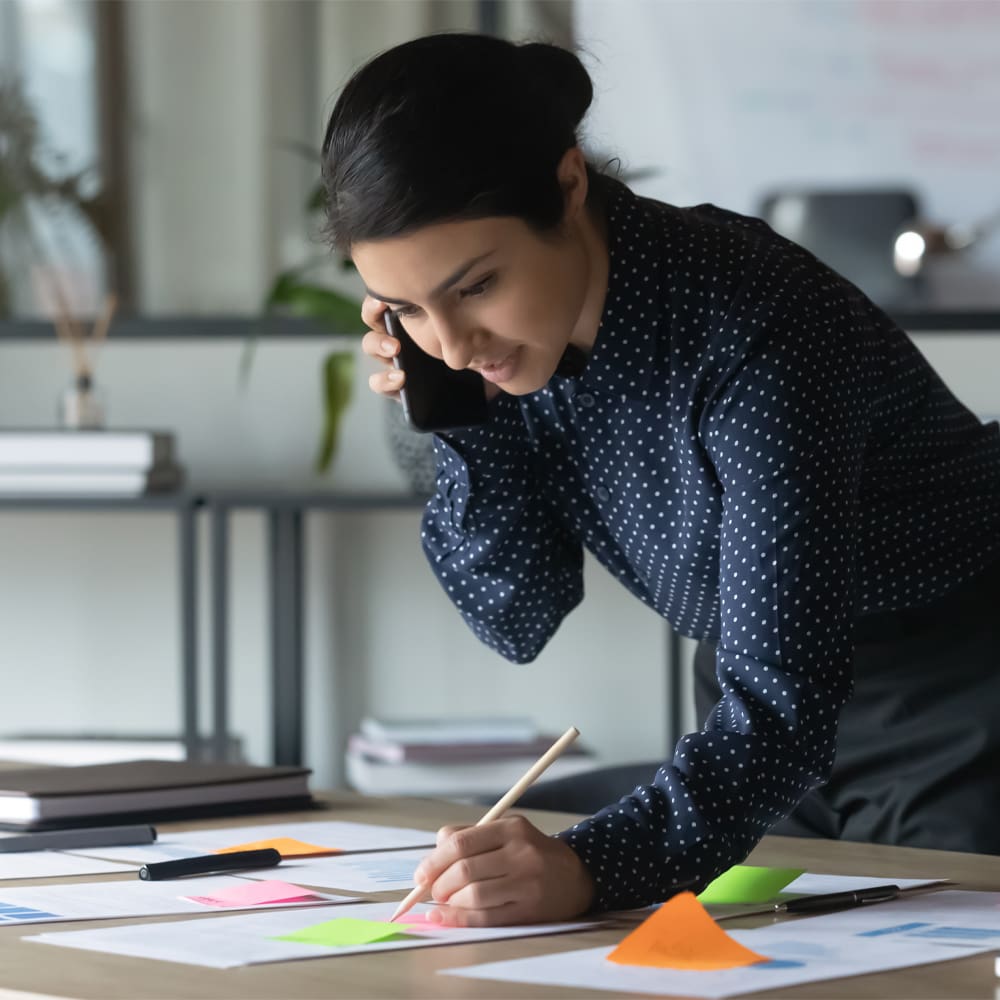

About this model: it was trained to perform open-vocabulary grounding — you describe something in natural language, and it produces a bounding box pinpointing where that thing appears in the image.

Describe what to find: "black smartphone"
[384,311,489,433]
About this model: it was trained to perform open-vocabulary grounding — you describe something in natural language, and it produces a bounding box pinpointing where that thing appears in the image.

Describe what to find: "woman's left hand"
[411,815,595,927]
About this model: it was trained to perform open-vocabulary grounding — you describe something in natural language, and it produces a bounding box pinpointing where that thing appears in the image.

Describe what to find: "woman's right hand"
[360,295,405,400]
[360,293,501,403]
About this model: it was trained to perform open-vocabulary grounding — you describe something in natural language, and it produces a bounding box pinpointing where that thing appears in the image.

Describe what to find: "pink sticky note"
[184,879,326,908]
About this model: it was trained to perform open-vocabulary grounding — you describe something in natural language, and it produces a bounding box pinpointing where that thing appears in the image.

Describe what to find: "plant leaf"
[265,272,364,335]
[316,350,354,473]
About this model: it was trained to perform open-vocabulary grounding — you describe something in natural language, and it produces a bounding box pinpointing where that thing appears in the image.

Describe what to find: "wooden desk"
[0,793,998,999]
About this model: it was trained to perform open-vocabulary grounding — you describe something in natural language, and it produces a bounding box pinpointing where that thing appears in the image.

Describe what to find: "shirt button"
[596,485,611,503]
[576,392,595,408]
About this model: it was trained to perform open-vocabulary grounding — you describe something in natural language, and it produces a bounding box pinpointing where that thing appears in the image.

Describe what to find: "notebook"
[0,760,313,830]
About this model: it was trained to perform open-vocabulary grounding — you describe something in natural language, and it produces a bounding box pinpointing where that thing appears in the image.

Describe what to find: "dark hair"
[320,33,598,253]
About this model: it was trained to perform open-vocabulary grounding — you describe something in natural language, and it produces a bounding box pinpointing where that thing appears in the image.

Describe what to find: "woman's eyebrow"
[365,249,497,306]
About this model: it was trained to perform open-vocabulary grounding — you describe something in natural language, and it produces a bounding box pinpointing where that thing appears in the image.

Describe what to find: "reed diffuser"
[52,291,117,430]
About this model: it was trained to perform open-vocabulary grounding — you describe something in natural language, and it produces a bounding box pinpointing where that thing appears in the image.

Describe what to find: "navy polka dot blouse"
[420,179,1000,911]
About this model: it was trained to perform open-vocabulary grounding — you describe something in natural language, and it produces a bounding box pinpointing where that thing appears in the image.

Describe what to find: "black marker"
[138,848,281,881]
[777,884,900,914]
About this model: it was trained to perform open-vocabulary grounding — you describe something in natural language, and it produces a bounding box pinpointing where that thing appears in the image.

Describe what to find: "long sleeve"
[420,393,585,663]
[560,252,872,910]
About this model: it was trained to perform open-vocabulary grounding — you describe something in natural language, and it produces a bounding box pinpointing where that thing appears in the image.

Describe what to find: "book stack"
[0,430,183,496]
[0,759,313,829]
[345,716,596,798]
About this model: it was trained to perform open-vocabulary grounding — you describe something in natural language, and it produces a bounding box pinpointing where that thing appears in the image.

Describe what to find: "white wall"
[128,0,272,313]
[910,334,1000,422]
[575,0,1000,294]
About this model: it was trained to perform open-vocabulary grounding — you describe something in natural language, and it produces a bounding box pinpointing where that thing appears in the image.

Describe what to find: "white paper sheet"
[63,820,436,865]
[444,907,990,999]
[0,989,77,1000]
[0,852,136,882]
[784,873,946,895]
[0,874,353,924]
[248,848,424,893]
[789,889,1000,947]
[27,900,599,969]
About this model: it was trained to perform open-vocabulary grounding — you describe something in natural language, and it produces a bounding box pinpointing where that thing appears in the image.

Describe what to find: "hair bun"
[517,42,593,131]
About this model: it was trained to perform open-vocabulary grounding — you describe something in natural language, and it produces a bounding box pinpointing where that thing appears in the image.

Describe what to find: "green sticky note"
[273,917,417,948]
[697,865,805,905]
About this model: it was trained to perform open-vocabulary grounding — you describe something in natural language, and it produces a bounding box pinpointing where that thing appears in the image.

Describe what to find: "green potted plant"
[260,249,364,474]
[261,252,437,491]
[248,142,366,474]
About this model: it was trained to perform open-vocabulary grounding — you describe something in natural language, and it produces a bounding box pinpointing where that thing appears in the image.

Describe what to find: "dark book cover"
[0,760,314,830]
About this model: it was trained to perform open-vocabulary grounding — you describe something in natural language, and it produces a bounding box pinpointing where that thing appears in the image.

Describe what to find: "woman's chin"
[500,373,551,396]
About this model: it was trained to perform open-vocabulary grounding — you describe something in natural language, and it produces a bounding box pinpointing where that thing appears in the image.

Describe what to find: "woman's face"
[352,212,595,396]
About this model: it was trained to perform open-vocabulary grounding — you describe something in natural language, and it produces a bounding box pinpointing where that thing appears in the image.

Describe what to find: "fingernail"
[381,338,395,353]
[387,370,403,382]
[425,908,443,924]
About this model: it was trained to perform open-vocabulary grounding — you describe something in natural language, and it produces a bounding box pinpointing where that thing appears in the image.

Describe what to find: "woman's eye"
[460,274,495,299]
[391,305,420,319]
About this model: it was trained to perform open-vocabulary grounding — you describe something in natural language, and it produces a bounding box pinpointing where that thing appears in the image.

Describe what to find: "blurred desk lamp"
[760,189,920,304]
[893,207,1000,277]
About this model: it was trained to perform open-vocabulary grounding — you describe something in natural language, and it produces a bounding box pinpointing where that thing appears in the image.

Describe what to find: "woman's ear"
[556,146,590,224]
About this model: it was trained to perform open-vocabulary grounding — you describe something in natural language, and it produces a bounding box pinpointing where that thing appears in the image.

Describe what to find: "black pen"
[777,884,900,914]
[138,848,281,881]
[0,824,157,854]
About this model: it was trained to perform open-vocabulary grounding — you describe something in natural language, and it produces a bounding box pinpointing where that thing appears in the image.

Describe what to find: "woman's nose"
[434,316,476,371]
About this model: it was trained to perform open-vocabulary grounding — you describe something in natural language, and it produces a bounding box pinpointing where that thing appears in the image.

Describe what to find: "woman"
[320,33,1000,926]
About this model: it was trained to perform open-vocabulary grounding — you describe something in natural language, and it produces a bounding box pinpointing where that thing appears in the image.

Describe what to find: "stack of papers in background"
[0,429,183,496]
[0,734,187,766]
[345,716,596,798]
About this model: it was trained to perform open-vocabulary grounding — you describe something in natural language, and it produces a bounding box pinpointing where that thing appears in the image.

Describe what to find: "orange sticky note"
[607,891,768,971]
[214,837,341,859]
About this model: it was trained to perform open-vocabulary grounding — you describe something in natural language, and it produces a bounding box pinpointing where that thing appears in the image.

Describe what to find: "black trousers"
[518,558,1000,854]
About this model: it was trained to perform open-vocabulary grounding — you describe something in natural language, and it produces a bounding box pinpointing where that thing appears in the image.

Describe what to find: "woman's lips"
[476,348,520,384]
